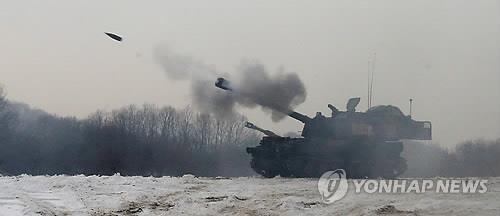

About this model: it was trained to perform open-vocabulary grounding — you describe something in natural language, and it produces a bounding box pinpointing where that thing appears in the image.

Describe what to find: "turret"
[245,122,281,137]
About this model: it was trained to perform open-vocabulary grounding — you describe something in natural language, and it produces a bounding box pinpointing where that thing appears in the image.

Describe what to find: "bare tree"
[0,87,17,140]
[1,97,260,176]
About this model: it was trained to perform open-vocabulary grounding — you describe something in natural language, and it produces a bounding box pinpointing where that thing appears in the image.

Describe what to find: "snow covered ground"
[0,175,498,216]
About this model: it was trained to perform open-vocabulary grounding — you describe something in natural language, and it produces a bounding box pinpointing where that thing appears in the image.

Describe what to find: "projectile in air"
[215,77,232,91]
[104,32,123,42]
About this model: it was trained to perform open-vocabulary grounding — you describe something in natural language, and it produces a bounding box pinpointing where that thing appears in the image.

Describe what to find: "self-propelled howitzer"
[215,78,432,178]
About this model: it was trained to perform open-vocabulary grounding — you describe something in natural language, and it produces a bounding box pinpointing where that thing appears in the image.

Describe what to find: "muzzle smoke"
[154,46,306,121]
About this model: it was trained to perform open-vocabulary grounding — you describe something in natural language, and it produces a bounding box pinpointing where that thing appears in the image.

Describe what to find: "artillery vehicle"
[216,78,432,178]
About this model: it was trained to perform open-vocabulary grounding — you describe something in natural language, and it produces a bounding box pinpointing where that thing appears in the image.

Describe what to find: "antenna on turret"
[409,98,413,118]
[367,60,371,109]
[367,52,376,109]
[370,52,376,108]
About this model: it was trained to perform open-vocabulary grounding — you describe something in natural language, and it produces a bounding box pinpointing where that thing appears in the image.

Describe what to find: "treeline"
[403,139,500,177]
[0,89,259,176]
[2,88,500,177]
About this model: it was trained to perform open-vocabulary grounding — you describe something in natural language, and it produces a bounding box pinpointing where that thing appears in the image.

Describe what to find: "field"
[0,175,498,216]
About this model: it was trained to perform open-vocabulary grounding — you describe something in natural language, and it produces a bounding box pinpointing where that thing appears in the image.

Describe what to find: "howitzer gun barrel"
[288,111,311,124]
[215,77,311,124]
[245,122,280,137]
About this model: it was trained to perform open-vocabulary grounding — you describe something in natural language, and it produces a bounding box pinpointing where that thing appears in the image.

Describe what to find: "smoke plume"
[154,46,306,121]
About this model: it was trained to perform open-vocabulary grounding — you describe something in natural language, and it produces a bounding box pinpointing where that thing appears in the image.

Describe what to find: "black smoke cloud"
[154,46,306,121]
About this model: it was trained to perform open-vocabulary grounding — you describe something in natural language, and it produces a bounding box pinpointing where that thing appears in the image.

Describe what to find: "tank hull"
[247,136,407,178]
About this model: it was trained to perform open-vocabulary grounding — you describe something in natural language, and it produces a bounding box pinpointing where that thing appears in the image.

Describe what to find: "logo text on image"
[317,169,348,204]
[351,179,488,194]
[318,169,488,204]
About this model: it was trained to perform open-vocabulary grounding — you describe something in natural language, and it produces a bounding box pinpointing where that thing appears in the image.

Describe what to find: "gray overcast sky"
[1,0,499,147]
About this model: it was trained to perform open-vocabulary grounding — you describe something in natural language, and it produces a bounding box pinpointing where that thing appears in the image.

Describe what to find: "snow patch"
[0,176,497,215]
